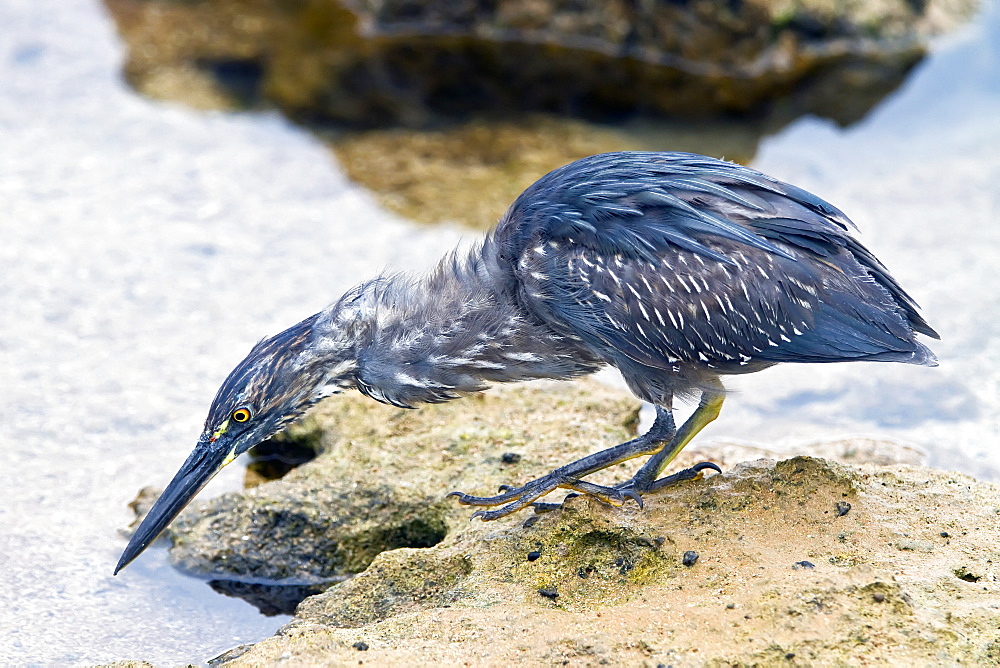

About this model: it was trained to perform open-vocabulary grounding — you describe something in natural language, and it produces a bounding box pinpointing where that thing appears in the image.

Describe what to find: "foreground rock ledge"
[153,380,998,665]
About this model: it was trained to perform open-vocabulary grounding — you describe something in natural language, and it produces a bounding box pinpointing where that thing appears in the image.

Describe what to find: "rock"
[220,451,1000,664]
[161,379,639,611]
[137,378,1000,663]
[99,0,978,229]
[102,0,978,128]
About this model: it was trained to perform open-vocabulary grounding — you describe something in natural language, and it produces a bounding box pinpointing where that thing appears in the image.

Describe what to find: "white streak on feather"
[394,372,430,388]
[469,360,507,370]
[504,351,544,362]
[592,290,612,302]
[653,306,666,326]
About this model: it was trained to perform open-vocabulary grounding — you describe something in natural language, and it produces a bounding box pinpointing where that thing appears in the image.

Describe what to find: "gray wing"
[498,152,938,373]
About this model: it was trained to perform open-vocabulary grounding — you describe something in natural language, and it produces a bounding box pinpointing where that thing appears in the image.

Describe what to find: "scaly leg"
[450,385,725,520]
[530,391,724,514]
[449,405,677,520]
[620,386,725,494]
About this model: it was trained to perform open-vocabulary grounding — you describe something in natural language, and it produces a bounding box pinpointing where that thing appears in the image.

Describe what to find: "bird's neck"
[318,241,602,408]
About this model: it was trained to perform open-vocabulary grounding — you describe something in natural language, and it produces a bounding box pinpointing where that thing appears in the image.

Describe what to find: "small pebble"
[682,550,699,567]
[873,592,885,603]
[538,588,559,599]
[835,501,851,517]
[940,531,950,538]
[793,560,815,570]
[501,452,522,464]
[785,653,796,660]
[352,642,369,651]
[527,550,541,561]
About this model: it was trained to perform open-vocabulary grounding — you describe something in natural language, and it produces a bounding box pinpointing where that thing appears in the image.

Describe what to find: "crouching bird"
[115,151,938,574]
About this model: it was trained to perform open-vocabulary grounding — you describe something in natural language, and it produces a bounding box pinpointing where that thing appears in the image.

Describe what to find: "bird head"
[114,310,359,574]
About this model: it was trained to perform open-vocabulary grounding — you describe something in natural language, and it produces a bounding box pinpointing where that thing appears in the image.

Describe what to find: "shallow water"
[1,0,997,663]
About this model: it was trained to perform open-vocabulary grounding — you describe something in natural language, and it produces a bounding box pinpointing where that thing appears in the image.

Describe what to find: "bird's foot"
[619,461,722,494]
[448,475,642,521]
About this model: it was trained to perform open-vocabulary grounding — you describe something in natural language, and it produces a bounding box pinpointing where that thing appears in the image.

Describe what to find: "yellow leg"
[628,388,725,491]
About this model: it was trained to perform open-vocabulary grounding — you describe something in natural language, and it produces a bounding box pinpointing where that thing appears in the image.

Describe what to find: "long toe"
[531,492,581,514]
[451,472,587,519]
[449,474,561,512]
[447,486,527,506]
[469,483,555,520]
[560,479,644,509]
[643,461,722,493]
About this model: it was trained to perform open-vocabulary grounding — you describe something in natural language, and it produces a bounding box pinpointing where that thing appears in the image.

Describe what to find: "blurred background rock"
[102,0,978,227]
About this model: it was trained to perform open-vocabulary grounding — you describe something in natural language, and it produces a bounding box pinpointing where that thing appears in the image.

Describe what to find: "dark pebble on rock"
[682,550,699,567]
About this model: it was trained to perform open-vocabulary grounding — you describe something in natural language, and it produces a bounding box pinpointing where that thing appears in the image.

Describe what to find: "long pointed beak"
[114,438,235,574]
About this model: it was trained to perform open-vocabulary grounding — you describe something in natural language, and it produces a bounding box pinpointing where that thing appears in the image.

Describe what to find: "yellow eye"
[231,407,252,423]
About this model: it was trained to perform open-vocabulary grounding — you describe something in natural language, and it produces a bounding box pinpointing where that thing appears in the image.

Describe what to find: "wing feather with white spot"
[499,152,937,370]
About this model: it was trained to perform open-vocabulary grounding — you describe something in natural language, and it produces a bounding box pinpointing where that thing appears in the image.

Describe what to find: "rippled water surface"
[1,0,997,663]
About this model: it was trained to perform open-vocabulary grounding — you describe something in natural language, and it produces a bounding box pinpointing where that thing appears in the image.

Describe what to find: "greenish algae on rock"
[131,379,1000,665]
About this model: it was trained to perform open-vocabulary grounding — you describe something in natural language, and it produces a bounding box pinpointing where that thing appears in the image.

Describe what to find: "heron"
[115,151,938,574]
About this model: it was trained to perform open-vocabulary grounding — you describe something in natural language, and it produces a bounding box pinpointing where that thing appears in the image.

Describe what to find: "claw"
[642,461,723,492]
[692,461,722,475]
[447,484,528,506]
[620,489,644,509]
[471,507,513,521]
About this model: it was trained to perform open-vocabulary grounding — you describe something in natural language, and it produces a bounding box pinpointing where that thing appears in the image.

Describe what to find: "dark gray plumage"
[115,151,938,574]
